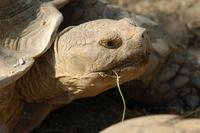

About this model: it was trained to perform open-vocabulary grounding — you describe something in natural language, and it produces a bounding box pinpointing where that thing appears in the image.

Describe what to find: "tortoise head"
[54,18,151,99]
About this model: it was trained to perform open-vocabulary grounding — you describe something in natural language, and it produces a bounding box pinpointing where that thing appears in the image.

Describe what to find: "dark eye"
[100,38,122,49]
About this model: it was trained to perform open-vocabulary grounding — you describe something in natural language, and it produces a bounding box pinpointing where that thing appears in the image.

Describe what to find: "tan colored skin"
[1,19,150,132]
[17,18,150,102]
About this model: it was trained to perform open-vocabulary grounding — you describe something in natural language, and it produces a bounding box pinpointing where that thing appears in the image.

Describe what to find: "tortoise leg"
[12,103,53,133]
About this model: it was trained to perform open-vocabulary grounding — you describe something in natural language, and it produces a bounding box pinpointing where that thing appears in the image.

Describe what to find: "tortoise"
[0,0,151,132]
[0,0,199,132]
[101,114,200,133]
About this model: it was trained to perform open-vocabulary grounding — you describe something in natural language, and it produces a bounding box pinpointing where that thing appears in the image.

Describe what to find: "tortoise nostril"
[141,34,144,38]
[141,30,149,41]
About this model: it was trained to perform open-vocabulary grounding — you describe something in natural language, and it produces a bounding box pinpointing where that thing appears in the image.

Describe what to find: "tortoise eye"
[100,37,122,49]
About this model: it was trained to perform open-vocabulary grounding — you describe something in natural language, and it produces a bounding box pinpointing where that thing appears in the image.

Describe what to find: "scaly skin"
[2,19,150,133]
[17,19,150,103]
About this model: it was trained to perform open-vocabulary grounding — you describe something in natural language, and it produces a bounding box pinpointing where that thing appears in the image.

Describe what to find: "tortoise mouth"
[93,48,150,75]
[114,52,149,71]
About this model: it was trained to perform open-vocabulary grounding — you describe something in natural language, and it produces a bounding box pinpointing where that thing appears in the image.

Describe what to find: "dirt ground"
[32,80,200,133]
[32,85,177,133]
[32,0,200,132]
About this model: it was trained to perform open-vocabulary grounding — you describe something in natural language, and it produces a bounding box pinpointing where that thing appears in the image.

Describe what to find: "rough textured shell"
[0,0,63,89]
[101,115,200,133]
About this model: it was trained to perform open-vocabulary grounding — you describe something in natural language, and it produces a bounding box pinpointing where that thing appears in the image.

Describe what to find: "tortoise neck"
[16,47,66,102]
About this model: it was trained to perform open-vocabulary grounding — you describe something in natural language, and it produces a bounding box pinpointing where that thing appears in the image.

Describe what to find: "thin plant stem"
[113,70,126,122]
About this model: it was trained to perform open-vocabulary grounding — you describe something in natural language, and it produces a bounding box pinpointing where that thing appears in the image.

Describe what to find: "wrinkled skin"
[54,19,150,99]
[6,19,150,133]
